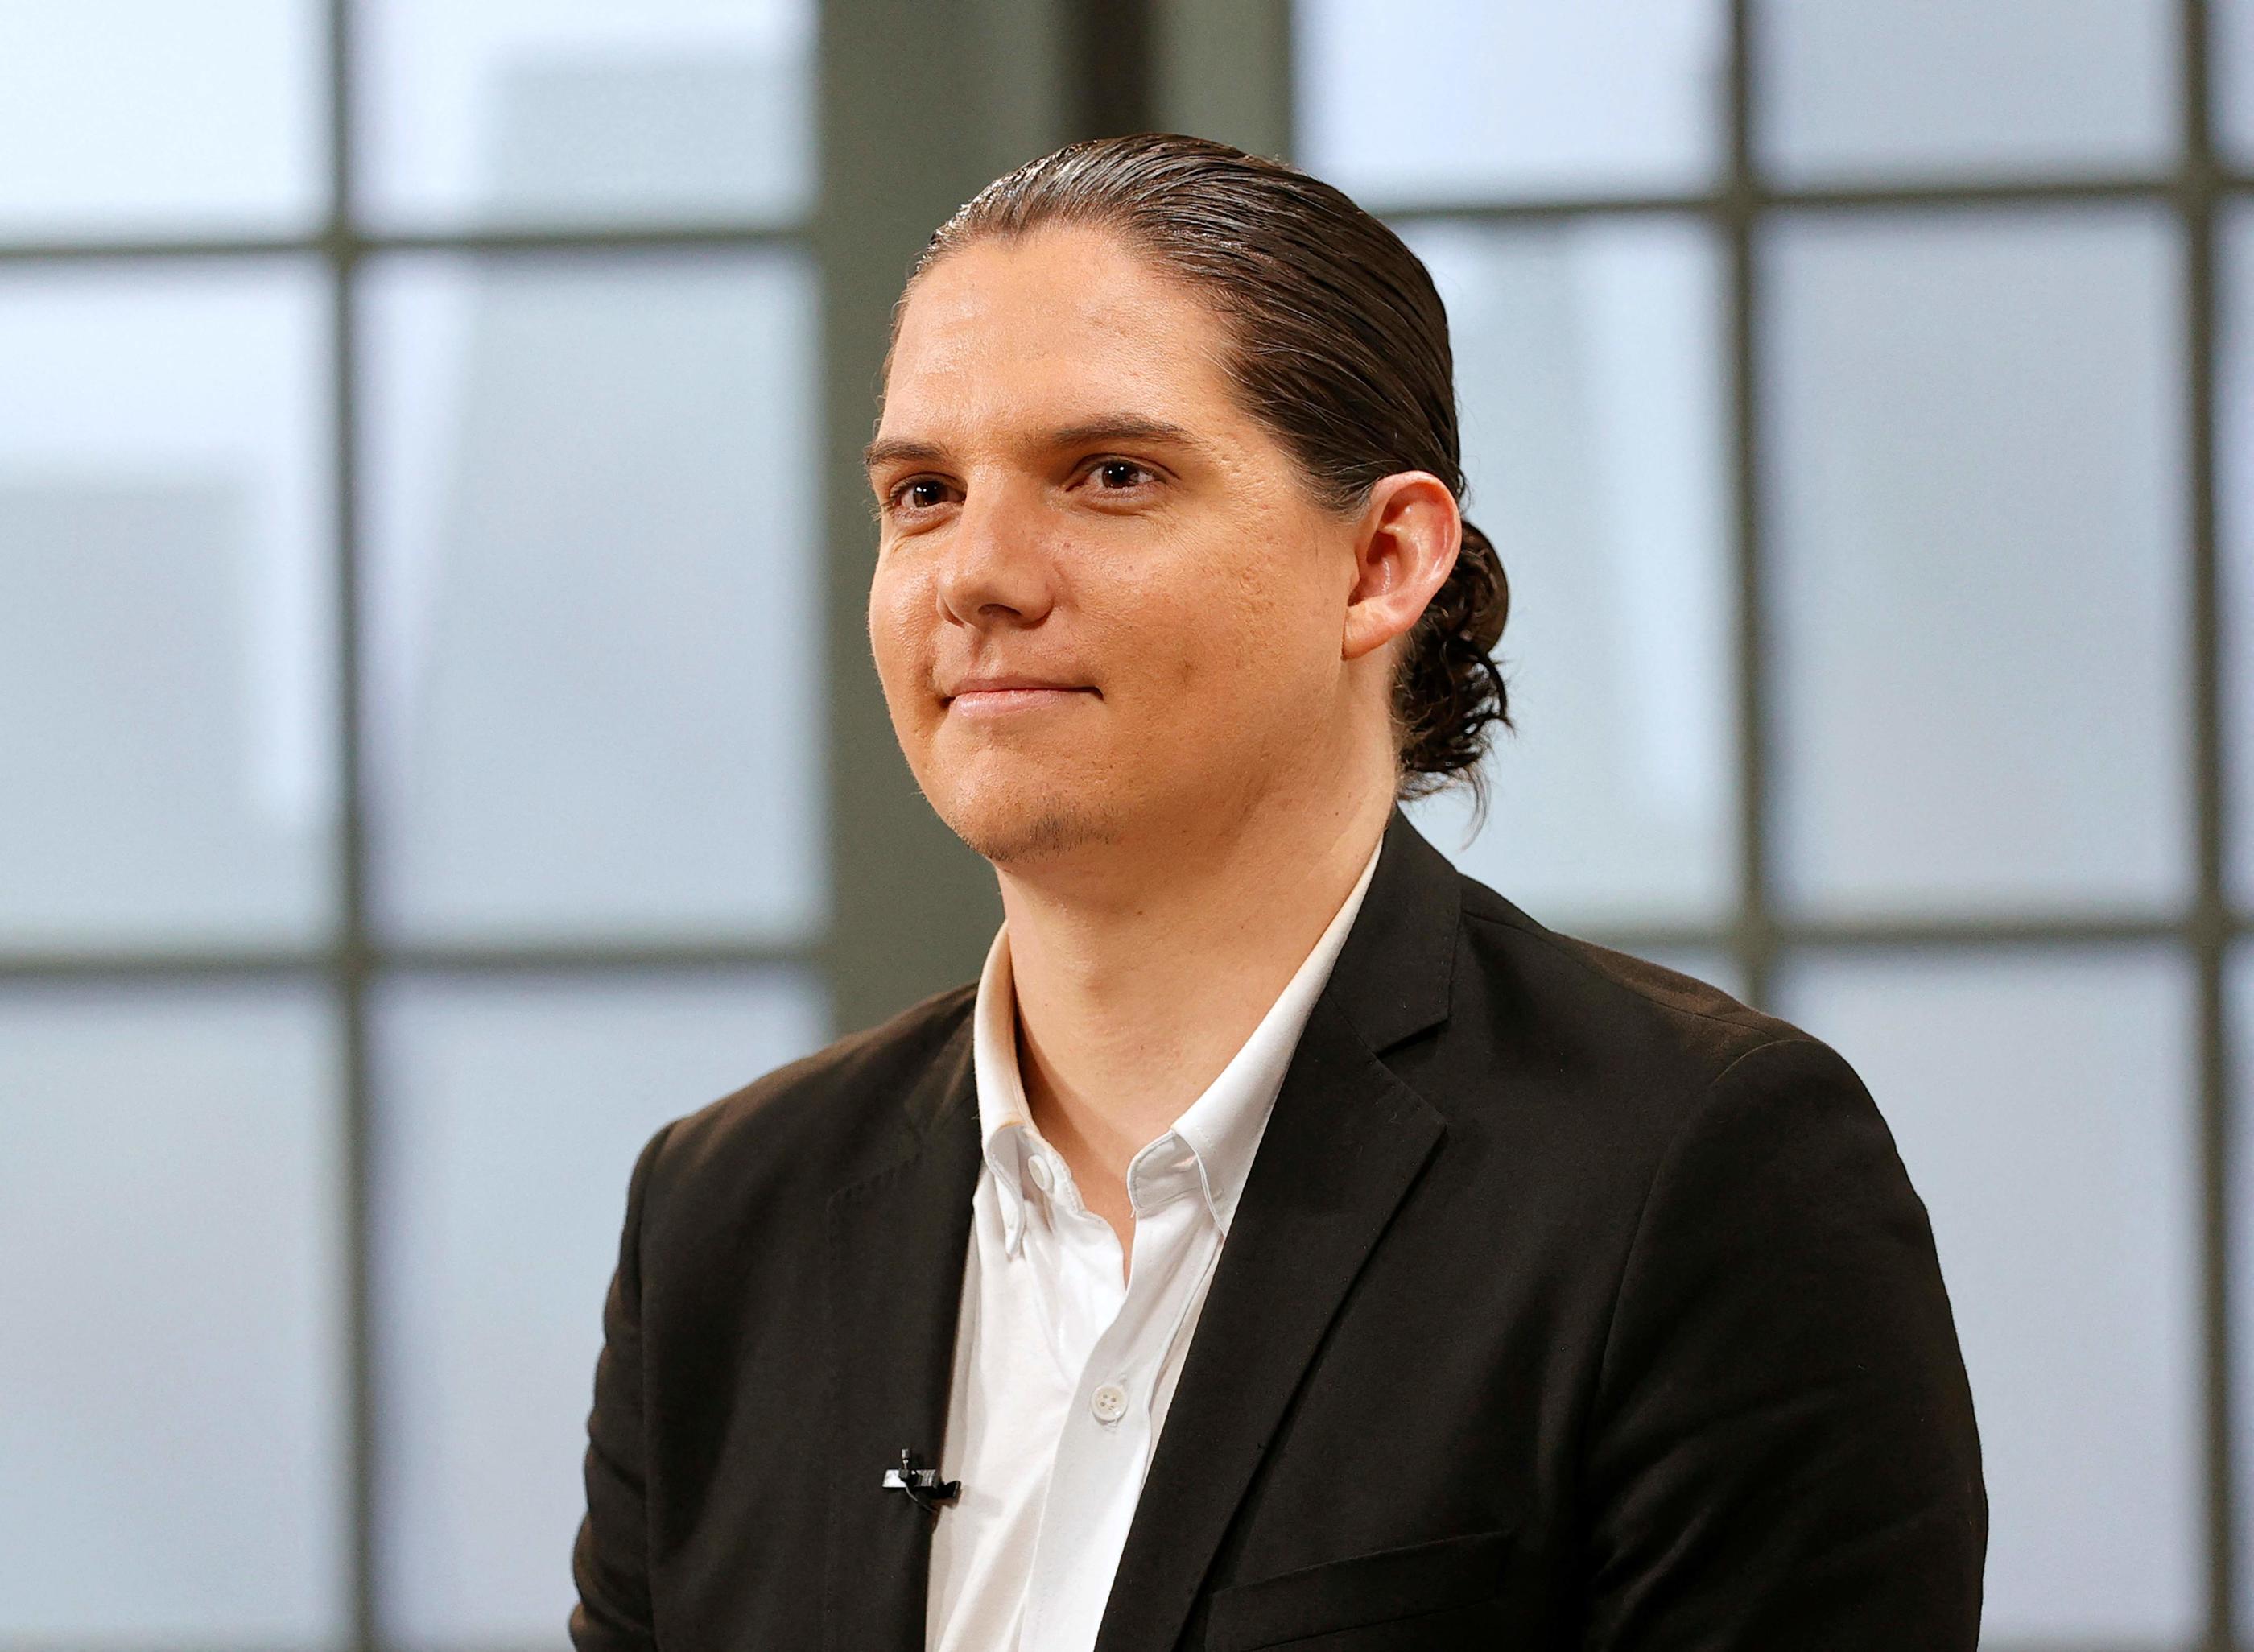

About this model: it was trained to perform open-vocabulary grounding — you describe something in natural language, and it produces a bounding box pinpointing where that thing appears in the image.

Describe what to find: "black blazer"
[571,807,1985,1650]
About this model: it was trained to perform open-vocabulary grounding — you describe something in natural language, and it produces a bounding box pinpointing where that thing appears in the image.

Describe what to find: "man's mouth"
[947,685,1098,716]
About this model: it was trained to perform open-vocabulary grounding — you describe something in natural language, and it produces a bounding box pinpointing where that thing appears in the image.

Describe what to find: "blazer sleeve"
[570,1118,677,1652]
[1578,1035,1987,1648]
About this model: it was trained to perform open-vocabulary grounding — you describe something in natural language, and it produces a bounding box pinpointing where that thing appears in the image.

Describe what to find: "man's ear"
[1341,471,1462,663]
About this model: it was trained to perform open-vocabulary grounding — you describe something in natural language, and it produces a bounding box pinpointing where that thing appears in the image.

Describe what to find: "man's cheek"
[868,593,925,691]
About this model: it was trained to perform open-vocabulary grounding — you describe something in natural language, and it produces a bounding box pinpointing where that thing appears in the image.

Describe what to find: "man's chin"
[938,792,1124,868]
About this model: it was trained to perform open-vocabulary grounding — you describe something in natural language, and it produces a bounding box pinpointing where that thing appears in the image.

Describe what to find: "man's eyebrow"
[861,415,1208,475]
[861,435,946,473]
[1042,415,1206,453]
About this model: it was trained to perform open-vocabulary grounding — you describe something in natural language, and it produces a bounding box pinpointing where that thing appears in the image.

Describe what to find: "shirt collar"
[971,832,1386,1257]
[970,923,1042,1257]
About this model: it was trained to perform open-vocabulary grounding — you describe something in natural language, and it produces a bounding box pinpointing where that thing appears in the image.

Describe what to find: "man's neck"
[993,777,1394,1235]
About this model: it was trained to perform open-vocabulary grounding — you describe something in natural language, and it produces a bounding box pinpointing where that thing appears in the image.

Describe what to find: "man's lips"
[944,681,1099,716]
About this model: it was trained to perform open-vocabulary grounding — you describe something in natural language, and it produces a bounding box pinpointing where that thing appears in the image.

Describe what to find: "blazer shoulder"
[1452,873,1835,1101]
[1439,876,1914,1286]
[644,979,977,1208]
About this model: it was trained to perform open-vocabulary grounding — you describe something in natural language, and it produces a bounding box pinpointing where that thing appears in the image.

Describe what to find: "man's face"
[865,224,1361,869]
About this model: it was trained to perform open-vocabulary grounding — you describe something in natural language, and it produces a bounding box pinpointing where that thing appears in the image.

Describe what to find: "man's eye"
[893,478,951,512]
[1092,460,1153,490]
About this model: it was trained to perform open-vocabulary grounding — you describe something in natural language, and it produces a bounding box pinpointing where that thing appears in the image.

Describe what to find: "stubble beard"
[941,779,1128,869]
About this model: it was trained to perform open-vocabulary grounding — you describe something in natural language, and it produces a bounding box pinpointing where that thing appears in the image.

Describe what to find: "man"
[571,134,1984,1651]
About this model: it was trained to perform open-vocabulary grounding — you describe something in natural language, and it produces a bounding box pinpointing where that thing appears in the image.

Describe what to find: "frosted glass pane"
[355,0,813,229]
[1766,211,2188,917]
[2215,0,2254,165]
[2235,946,2254,1630]
[372,969,828,1646]
[2225,206,2254,904]
[0,981,347,1644]
[0,1,324,237]
[1776,948,2200,1643]
[1758,0,2178,183]
[1296,0,1726,203]
[0,263,337,950]
[1402,219,1735,927]
[361,251,824,944]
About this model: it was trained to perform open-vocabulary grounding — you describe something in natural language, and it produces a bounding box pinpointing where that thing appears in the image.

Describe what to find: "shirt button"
[1026,1154,1054,1192]
[1089,1382,1129,1424]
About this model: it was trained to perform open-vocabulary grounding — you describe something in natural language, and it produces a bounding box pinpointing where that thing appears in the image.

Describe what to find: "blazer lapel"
[1092,807,1463,1652]
[821,1015,982,1652]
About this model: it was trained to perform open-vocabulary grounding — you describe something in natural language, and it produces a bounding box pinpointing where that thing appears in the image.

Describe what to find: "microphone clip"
[881,1447,960,1514]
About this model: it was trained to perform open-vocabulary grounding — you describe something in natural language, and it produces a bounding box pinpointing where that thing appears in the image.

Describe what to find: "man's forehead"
[898,224,1194,339]
[893,231,1228,381]
[869,345,1208,441]
[873,229,1247,462]
[873,338,1243,465]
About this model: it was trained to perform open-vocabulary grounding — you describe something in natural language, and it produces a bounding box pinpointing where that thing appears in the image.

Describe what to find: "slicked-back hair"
[898,132,1513,815]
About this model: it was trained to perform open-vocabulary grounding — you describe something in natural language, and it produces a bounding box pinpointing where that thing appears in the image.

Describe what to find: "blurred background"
[0,0,2248,1647]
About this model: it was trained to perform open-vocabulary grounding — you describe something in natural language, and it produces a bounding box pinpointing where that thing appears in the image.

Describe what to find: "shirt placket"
[1017,1143,1214,1652]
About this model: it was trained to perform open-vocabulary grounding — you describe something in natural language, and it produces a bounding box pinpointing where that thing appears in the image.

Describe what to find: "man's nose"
[935,481,1057,629]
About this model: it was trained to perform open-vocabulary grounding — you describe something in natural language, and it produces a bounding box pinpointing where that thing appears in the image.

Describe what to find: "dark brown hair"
[901,131,1512,814]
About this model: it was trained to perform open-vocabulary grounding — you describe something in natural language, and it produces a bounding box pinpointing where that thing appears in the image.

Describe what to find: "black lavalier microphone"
[881,1447,961,1514]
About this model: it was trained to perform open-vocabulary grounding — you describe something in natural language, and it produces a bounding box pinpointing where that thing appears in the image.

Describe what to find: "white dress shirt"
[924,836,1385,1652]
